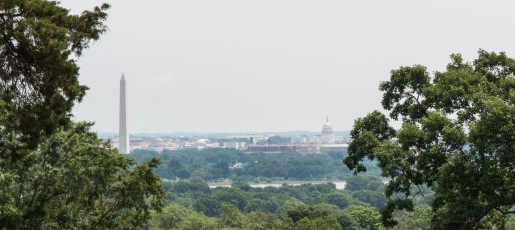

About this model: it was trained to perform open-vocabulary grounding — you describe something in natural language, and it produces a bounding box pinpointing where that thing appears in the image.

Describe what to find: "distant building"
[188,139,219,150]
[246,145,297,153]
[249,136,267,145]
[319,144,349,153]
[130,139,151,150]
[321,116,334,135]
[291,117,345,145]
[291,135,345,145]
[111,139,119,149]
[223,142,246,149]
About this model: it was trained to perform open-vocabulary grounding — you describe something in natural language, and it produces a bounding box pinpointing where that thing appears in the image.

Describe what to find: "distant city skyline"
[108,115,348,154]
[61,0,515,133]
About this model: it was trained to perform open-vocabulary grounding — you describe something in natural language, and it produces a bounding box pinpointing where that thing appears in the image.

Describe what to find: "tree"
[295,216,341,230]
[351,190,387,210]
[344,50,515,229]
[507,217,515,230]
[345,175,384,192]
[0,123,164,229]
[150,204,217,230]
[208,161,230,180]
[348,206,384,230]
[335,213,362,230]
[214,188,248,211]
[218,203,248,229]
[390,206,431,230]
[323,192,352,209]
[0,0,108,147]
[175,168,192,179]
[0,1,164,228]
[245,211,288,230]
[194,196,221,217]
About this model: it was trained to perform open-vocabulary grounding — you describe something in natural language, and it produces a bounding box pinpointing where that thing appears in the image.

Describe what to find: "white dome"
[152,137,164,143]
[321,116,334,135]
[195,139,207,146]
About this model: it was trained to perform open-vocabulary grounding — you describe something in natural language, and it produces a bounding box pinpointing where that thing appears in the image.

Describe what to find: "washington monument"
[119,74,129,154]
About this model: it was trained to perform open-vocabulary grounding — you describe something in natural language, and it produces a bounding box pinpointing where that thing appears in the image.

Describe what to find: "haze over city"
[61,0,515,133]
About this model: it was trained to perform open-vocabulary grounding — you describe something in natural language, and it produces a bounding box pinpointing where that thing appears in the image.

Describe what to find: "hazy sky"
[61,0,515,133]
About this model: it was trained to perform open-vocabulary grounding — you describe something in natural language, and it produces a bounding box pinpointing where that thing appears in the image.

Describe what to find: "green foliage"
[506,216,515,230]
[154,178,412,229]
[295,216,341,230]
[150,204,217,230]
[0,0,109,146]
[286,203,340,223]
[219,203,248,229]
[214,188,249,211]
[131,148,382,181]
[210,161,231,180]
[0,123,165,229]
[351,190,387,210]
[323,192,353,209]
[193,196,220,217]
[390,206,431,230]
[344,50,515,228]
[245,211,288,230]
[345,175,384,192]
[336,213,361,230]
[348,206,384,230]
[0,1,164,228]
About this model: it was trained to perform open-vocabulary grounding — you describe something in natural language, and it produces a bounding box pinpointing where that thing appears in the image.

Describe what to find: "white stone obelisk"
[119,74,129,154]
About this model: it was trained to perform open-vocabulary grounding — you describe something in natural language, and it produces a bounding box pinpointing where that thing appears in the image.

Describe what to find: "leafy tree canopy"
[0,1,164,228]
[0,0,108,147]
[344,50,515,229]
[0,123,164,229]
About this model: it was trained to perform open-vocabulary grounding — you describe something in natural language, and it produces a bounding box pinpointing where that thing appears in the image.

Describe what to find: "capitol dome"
[321,116,334,135]
[152,137,164,143]
[195,139,207,146]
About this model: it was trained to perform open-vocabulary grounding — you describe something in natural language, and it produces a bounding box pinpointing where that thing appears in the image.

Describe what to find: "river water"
[209,181,347,190]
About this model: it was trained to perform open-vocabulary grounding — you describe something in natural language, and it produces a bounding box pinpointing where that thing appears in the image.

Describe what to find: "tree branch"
[494,207,515,215]
[92,196,124,228]
[470,196,515,227]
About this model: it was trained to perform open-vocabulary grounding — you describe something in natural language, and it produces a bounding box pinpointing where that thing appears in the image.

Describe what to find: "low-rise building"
[319,144,349,153]
[246,145,297,153]
[223,142,246,149]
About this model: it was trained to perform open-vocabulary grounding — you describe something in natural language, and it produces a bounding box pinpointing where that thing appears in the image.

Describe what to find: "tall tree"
[0,1,164,228]
[0,123,164,229]
[0,0,107,147]
[344,50,515,229]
